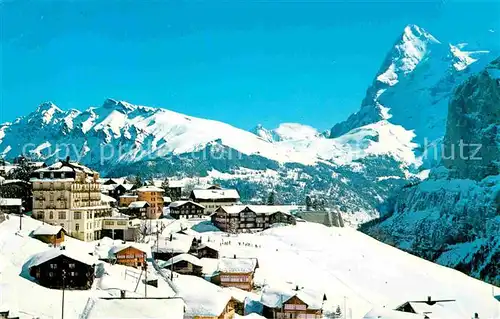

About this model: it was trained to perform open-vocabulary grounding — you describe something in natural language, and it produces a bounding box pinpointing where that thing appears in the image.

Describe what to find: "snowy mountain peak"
[376,25,440,86]
[102,98,137,113]
[251,123,322,142]
[31,102,64,125]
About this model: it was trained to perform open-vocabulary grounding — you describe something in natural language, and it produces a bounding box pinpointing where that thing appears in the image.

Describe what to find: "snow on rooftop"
[32,224,64,236]
[363,307,421,319]
[218,257,258,273]
[173,273,232,317]
[128,201,149,208]
[120,194,138,198]
[100,193,117,203]
[219,205,293,215]
[160,253,204,268]
[24,247,97,269]
[153,233,194,254]
[169,200,204,209]
[87,297,184,319]
[260,284,325,310]
[191,189,240,200]
[137,186,164,193]
[0,198,22,206]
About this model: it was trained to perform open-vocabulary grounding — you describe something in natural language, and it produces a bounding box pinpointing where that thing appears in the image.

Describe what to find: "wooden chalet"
[0,179,32,212]
[108,244,151,268]
[119,194,139,208]
[161,253,204,276]
[108,183,135,201]
[212,205,296,233]
[196,244,219,259]
[261,286,326,319]
[395,296,460,318]
[31,224,67,246]
[152,233,196,261]
[216,256,258,291]
[125,201,149,218]
[0,198,22,214]
[169,200,205,219]
[25,248,96,290]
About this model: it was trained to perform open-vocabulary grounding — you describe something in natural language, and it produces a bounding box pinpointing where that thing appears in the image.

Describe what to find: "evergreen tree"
[267,191,275,205]
[305,195,312,211]
[334,305,342,318]
[133,175,143,188]
[161,177,170,197]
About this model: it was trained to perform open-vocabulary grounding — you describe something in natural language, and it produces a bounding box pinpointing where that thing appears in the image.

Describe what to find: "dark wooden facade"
[169,260,203,276]
[196,245,219,259]
[33,229,66,246]
[113,246,147,268]
[168,186,182,201]
[169,201,205,219]
[212,206,296,233]
[29,254,95,290]
[263,295,323,319]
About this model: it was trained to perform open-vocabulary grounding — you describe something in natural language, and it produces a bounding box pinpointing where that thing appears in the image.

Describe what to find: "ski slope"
[0,216,498,318]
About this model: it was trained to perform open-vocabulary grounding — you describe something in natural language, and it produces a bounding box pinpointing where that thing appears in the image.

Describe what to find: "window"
[49,211,53,219]
[61,173,65,179]
[58,212,66,219]
[68,263,75,269]
[40,172,44,179]
[75,223,80,231]
[49,272,54,277]
[70,271,77,276]
[74,212,81,219]
[50,263,57,269]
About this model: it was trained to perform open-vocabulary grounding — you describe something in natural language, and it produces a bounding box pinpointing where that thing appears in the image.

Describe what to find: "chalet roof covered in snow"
[0,198,22,206]
[260,285,325,310]
[397,300,466,318]
[191,189,240,201]
[163,196,172,203]
[174,274,232,317]
[87,297,184,319]
[136,186,164,193]
[218,205,293,216]
[161,253,204,268]
[24,248,97,269]
[153,233,194,254]
[363,307,421,318]
[108,243,152,258]
[32,224,65,236]
[34,160,96,175]
[218,257,258,273]
[120,194,138,198]
[128,201,149,208]
[100,193,117,203]
[103,177,126,185]
[169,200,205,209]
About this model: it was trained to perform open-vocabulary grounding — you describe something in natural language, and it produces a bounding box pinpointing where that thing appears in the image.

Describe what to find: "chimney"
[427,296,431,304]
[233,254,236,259]
[295,285,299,291]
[170,234,173,241]
[65,156,70,163]
[474,313,479,319]
[120,290,125,299]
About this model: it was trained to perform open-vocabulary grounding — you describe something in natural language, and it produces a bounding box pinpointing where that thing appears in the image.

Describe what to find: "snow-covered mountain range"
[0,25,498,279]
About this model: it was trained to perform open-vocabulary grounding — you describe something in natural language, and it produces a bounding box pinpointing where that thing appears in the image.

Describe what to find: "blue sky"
[1,1,498,131]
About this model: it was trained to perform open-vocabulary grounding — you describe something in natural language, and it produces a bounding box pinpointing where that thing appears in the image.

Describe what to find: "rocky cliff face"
[362,59,500,285]
[443,58,500,180]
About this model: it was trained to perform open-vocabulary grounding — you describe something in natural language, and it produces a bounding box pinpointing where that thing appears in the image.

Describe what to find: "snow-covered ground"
[0,215,498,318]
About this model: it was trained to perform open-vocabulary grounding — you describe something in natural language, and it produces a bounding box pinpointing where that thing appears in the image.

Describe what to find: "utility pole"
[343,296,346,319]
[144,254,147,298]
[61,269,66,319]
[19,206,23,231]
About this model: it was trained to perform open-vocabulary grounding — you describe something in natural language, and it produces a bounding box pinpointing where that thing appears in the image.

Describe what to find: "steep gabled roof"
[32,224,66,236]
[218,257,258,273]
[191,189,240,201]
[25,248,97,269]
